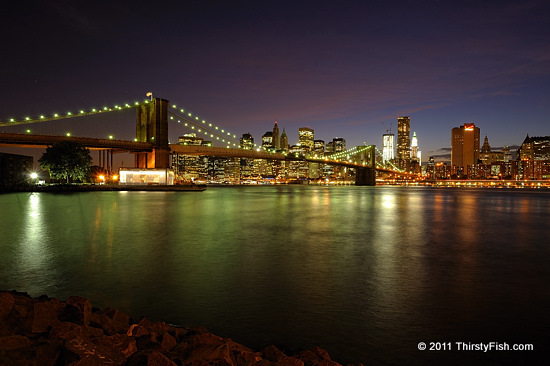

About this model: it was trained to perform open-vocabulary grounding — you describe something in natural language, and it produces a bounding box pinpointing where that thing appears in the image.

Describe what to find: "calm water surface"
[1,186,549,365]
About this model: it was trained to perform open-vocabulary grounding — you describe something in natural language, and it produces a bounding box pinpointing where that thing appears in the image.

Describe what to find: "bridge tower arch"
[135,98,170,168]
[355,145,376,186]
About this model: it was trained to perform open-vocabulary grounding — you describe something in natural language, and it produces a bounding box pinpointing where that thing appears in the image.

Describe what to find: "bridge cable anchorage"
[168,106,241,148]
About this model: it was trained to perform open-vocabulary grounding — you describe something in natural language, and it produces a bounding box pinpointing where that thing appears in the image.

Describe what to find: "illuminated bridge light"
[40,115,44,119]
[135,102,139,105]
[180,109,184,112]
[54,114,59,117]
[172,105,177,109]
[25,117,30,120]
[26,129,31,133]
[67,112,72,116]
[66,132,71,137]
[80,110,85,114]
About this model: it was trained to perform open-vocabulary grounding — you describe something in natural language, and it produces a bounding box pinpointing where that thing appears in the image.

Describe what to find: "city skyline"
[1,1,549,161]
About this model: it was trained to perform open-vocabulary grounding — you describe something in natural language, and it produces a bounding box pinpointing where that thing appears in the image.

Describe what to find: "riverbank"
[0,291,354,366]
[0,184,206,193]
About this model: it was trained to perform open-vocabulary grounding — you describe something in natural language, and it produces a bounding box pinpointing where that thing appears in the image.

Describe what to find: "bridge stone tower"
[355,145,376,186]
[135,98,170,169]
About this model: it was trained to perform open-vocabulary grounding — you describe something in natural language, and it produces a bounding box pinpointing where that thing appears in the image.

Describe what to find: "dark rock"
[125,350,178,366]
[0,292,15,322]
[0,335,31,350]
[136,332,160,351]
[160,332,178,352]
[294,347,339,366]
[90,307,130,335]
[35,339,64,366]
[7,292,34,333]
[57,336,129,365]
[59,296,92,325]
[0,291,346,366]
[94,333,137,359]
[32,299,64,333]
[48,320,103,341]
[263,345,287,362]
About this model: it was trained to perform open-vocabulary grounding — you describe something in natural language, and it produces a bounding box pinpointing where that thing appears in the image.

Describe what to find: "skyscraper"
[382,132,395,164]
[397,116,411,171]
[272,121,280,150]
[451,123,480,177]
[298,127,314,151]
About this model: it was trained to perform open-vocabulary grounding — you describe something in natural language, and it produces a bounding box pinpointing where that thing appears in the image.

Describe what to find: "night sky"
[1,0,550,162]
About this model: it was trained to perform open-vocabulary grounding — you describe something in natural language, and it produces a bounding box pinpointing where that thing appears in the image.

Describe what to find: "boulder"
[125,350,178,366]
[32,298,64,333]
[59,296,92,326]
[89,307,130,335]
[0,335,31,350]
[0,292,15,322]
[294,347,339,366]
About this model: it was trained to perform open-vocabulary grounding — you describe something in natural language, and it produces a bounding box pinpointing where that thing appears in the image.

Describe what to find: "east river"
[1,186,549,365]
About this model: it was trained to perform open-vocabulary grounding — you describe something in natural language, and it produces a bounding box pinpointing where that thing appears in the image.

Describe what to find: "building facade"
[397,116,411,171]
[451,123,480,177]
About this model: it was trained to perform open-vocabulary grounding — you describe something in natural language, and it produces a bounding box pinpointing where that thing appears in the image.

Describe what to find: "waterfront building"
[288,144,309,178]
[382,132,395,165]
[0,152,33,187]
[397,116,411,171]
[298,127,314,151]
[451,123,480,178]
[272,121,280,150]
[479,135,504,165]
[172,134,210,181]
[310,140,325,179]
[517,135,550,179]
[240,133,254,178]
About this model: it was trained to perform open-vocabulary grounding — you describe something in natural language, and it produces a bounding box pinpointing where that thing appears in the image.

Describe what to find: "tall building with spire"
[280,128,288,152]
[272,121,280,150]
[397,116,411,171]
[410,132,421,173]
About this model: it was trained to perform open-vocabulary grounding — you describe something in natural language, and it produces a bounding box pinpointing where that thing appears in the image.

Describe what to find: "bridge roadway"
[0,132,153,151]
[0,132,375,169]
[170,144,375,170]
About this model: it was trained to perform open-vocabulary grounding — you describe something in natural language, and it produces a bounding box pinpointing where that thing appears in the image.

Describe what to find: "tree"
[39,141,93,184]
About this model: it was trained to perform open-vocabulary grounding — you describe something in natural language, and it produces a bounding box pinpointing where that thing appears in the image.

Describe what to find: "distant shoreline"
[0,184,207,193]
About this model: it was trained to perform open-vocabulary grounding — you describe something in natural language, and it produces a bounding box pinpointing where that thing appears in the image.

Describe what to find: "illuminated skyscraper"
[397,116,411,171]
[382,132,395,164]
[451,123,480,177]
[272,121,280,150]
[262,131,273,150]
[298,127,314,151]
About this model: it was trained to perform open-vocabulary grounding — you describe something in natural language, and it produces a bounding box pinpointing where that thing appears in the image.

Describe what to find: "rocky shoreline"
[0,291,357,366]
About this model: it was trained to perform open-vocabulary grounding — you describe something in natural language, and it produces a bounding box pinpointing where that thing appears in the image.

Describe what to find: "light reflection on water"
[0,186,549,365]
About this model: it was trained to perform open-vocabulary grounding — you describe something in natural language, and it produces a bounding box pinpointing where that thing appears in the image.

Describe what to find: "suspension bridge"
[0,97,408,185]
